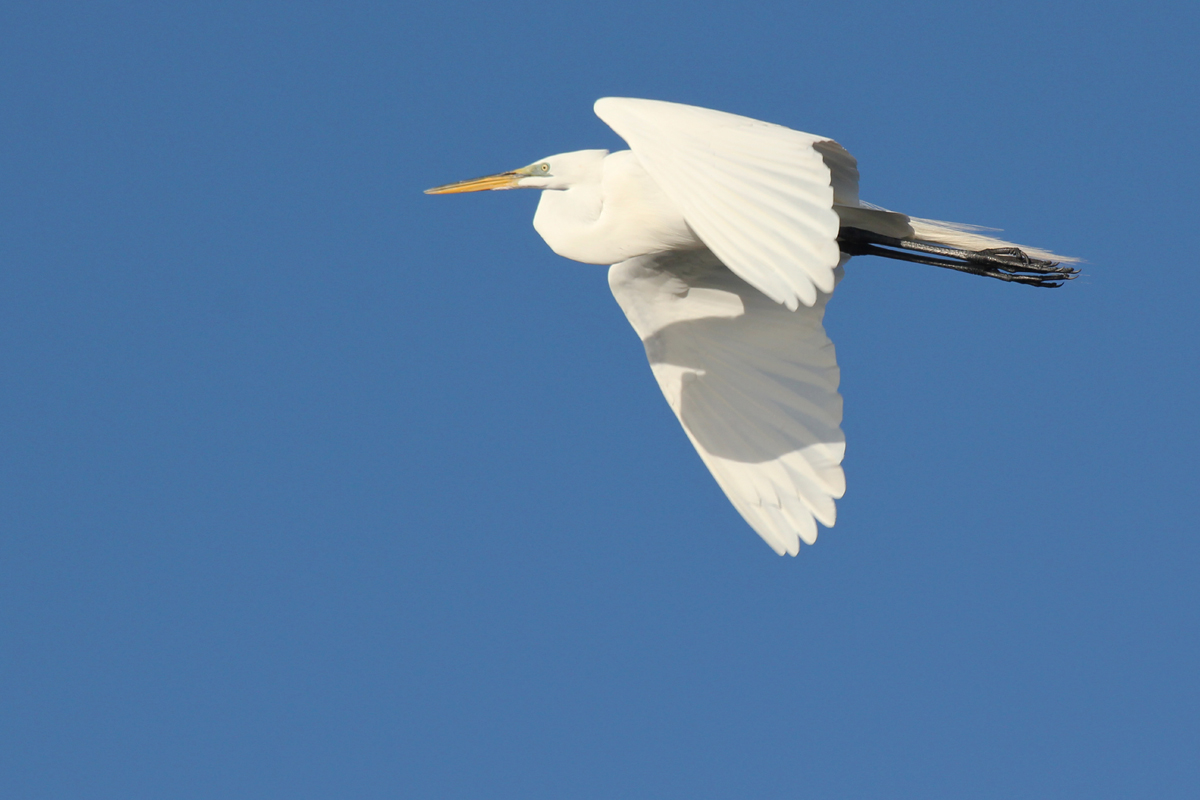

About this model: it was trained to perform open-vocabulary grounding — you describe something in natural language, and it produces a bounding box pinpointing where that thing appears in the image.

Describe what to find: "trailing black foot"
[837,228,1079,288]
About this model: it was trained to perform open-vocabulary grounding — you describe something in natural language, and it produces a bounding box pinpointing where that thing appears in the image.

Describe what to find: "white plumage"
[608,250,845,555]
[427,97,1075,556]
[596,98,844,310]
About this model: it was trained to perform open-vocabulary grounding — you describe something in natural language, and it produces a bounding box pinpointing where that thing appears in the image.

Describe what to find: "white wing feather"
[596,97,847,311]
[609,250,846,555]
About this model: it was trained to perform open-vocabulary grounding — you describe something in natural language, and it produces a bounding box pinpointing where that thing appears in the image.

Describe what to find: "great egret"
[427,98,1077,556]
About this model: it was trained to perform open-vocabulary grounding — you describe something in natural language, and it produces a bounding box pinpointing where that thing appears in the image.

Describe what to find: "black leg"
[837,227,1079,288]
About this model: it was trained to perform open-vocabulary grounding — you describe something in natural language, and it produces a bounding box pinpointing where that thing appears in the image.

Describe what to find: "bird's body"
[428,98,1077,556]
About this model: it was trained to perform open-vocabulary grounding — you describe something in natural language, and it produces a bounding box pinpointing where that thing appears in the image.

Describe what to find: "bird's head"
[425,150,608,194]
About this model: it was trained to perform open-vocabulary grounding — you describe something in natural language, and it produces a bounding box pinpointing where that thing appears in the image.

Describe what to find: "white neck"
[531,150,701,265]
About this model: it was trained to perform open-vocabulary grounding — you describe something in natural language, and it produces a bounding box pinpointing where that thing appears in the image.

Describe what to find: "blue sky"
[2,2,1198,798]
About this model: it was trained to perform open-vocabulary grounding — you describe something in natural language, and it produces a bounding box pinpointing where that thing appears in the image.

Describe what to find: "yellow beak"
[425,170,525,194]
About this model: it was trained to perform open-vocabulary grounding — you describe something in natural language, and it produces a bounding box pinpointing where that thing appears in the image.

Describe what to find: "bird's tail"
[837,203,1080,264]
[906,215,1080,264]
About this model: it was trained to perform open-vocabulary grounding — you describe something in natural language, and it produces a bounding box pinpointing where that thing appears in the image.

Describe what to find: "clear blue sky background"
[2,2,1198,798]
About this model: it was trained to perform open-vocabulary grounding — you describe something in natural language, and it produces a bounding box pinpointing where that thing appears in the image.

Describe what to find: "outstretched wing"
[596,97,852,311]
[609,249,846,556]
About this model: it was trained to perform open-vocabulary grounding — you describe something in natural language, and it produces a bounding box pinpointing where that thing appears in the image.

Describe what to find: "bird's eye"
[540,163,549,172]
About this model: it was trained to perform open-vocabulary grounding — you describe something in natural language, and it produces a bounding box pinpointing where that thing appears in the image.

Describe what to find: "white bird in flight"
[427,98,1077,556]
